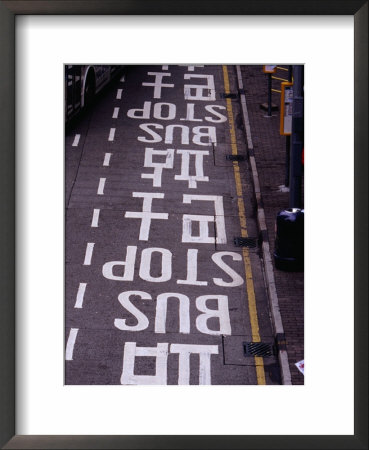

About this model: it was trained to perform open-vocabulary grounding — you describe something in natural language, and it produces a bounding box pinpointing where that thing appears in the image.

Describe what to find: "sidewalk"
[240,65,304,384]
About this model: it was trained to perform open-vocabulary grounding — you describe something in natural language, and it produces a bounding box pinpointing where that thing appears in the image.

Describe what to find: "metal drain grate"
[243,342,274,357]
[234,237,258,248]
[220,93,238,99]
[226,155,245,161]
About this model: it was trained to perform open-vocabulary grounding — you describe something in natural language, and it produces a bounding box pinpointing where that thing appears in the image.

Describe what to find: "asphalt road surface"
[65,65,281,385]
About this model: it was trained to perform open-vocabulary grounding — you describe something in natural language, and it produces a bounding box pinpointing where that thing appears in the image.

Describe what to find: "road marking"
[115,291,152,331]
[72,134,80,147]
[120,75,125,82]
[185,65,204,71]
[103,153,112,166]
[142,72,174,99]
[170,343,218,385]
[108,128,116,141]
[125,192,168,241]
[180,103,203,122]
[211,252,244,287]
[97,177,106,195]
[184,74,216,101]
[195,295,231,336]
[112,107,120,119]
[141,148,174,187]
[91,208,100,227]
[83,242,95,265]
[65,328,79,360]
[155,293,190,334]
[178,65,204,72]
[177,249,208,286]
[121,342,169,385]
[223,65,266,385]
[175,149,209,188]
[116,88,123,99]
[74,283,87,308]
[182,194,226,244]
[139,247,172,282]
[102,246,137,282]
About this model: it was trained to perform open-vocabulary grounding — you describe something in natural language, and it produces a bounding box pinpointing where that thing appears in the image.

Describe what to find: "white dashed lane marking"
[112,107,120,119]
[108,128,116,141]
[116,88,123,99]
[65,328,79,360]
[72,134,80,147]
[74,283,87,308]
[97,177,106,195]
[91,208,100,227]
[103,153,112,166]
[83,242,95,265]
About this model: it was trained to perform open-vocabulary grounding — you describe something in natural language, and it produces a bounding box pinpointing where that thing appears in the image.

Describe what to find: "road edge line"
[236,65,292,385]
[223,65,266,385]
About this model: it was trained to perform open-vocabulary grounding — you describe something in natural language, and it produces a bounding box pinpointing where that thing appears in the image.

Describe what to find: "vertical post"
[285,66,293,187]
[267,73,272,116]
[288,65,293,83]
[285,135,290,187]
[289,65,304,208]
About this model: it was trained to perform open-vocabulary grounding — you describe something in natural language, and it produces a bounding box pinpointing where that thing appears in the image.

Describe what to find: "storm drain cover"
[220,93,238,99]
[234,237,258,248]
[226,154,245,161]
[243,342,274,357]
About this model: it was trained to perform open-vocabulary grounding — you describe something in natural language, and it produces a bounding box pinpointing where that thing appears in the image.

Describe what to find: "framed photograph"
[0,1,367,449]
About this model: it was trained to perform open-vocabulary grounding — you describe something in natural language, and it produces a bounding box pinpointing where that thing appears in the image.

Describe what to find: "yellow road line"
[272,89,282,93]
[222,66,266,385]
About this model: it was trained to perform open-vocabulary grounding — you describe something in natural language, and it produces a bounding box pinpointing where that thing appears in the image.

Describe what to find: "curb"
[236,66,292,385]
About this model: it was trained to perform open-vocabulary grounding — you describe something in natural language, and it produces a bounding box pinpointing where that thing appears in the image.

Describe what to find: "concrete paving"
[239,65,304,384]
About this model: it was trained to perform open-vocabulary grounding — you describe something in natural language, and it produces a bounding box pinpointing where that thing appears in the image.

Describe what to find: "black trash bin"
[274,208,304,270]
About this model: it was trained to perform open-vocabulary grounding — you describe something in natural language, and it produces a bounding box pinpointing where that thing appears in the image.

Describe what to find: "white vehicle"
[65,65,122,121]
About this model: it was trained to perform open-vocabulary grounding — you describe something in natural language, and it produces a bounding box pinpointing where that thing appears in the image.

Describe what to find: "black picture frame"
[0,1,367,449]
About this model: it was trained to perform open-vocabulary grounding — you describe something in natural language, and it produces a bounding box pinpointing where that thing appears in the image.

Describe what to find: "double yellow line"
[222,66,266,385]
